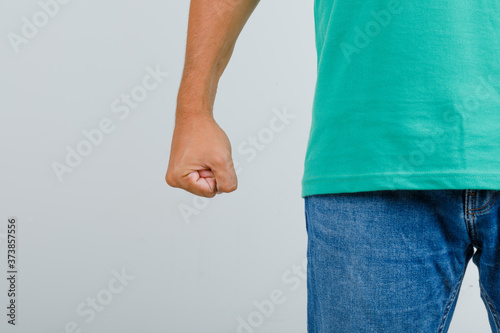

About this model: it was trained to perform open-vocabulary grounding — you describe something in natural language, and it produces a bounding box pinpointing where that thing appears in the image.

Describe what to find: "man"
[166,0,500,332]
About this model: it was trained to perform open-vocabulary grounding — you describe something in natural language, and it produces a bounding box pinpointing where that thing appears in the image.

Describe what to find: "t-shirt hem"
[301,172,500,198]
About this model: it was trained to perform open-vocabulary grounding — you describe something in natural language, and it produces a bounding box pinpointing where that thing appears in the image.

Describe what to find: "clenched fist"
[165,113,238,198]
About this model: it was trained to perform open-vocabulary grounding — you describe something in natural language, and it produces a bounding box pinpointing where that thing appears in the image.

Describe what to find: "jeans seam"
[469,191,500,214]
[304,197,319,333]
[465,192,479,247]
[480,282,500,332]
[471,194,479,244]
[304,197,309,233]
[436,251,469,333]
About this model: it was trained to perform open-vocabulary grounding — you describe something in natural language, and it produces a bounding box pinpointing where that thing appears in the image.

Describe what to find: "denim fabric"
[304,189,500,332]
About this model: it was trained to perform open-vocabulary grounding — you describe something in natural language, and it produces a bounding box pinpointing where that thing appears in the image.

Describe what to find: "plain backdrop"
[0,0,491,332]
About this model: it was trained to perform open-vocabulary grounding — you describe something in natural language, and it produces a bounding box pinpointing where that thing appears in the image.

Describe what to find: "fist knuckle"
[228,183,238,192]
[165,170,179,187]
[220,182,237,193]
[165,175,173,186]
[200,191,216,198]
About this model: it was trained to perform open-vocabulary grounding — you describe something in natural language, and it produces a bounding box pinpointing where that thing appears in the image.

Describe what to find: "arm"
[165,0,260,197]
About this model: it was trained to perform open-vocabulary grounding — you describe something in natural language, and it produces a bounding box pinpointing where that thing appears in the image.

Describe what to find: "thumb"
[185,169,217,196]
[211,160,238,193]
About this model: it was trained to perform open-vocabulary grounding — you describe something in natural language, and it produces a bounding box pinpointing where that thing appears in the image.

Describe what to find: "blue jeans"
[304,189,500,332]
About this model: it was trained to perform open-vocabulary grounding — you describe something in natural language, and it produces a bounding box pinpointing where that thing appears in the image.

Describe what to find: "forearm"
[176,0,259,119]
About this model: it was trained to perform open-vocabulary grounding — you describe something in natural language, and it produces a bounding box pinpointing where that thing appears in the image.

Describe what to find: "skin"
[165,0,260,198]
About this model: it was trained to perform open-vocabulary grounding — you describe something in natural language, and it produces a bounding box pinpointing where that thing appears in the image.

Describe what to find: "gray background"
[0,0,490,332]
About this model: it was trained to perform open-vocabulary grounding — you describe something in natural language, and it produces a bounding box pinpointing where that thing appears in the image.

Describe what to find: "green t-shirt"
[301,0,500,198]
